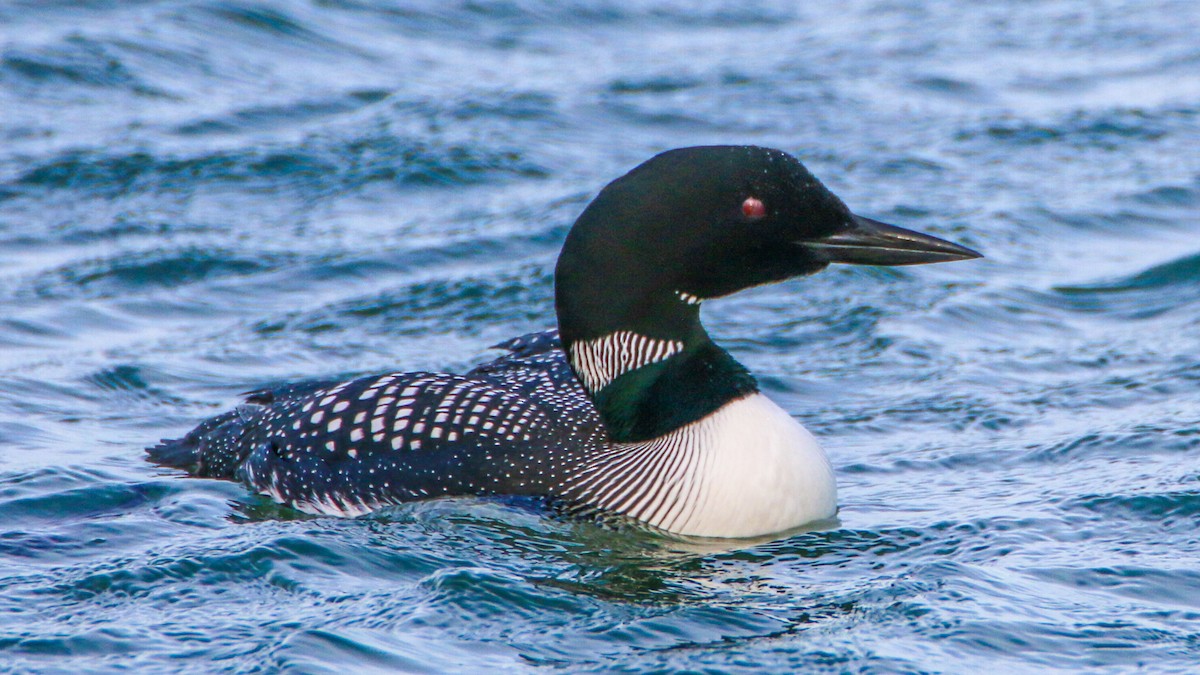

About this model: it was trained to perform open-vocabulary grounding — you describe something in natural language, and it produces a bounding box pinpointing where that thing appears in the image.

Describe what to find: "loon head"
[554,145,981,441]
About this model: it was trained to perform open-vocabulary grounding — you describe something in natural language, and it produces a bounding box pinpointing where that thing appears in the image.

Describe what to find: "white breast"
[566,393,837,538]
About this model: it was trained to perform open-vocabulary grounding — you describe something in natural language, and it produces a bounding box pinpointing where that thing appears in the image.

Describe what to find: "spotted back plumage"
[150,330,609,516]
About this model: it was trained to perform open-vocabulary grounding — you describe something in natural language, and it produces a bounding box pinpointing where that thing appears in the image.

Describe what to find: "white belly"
[668,393,837,537]
[569,393,838,538]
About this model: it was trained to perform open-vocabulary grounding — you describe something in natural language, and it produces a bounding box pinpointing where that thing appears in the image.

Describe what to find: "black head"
[555,145,980,346]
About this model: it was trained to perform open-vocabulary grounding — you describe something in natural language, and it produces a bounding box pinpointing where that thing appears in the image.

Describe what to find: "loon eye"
[742,196,766,219]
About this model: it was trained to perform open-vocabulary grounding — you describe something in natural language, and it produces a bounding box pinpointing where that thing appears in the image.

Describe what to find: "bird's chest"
[562,393,838,538]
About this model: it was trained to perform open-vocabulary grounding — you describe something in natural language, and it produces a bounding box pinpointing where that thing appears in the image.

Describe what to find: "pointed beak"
[804,214,982,266]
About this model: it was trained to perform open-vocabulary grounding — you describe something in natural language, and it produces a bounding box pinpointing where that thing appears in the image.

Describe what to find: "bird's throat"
[570,336,759,443]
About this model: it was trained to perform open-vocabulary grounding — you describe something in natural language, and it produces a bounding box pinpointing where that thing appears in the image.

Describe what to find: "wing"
[233,332,605,515]
[467,329,602,442]
[151,328,608,517]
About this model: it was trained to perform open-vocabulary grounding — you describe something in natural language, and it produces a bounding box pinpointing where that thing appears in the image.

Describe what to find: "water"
[1,0,1198,671]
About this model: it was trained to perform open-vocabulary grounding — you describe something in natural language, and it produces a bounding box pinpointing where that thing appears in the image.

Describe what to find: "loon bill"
[148,145,981,538]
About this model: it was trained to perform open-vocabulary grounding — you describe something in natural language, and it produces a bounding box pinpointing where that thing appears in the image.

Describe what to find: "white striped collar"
[567,330,684,393]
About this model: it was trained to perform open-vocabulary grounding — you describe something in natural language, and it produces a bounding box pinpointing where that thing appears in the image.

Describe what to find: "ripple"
[1130,182,1200,209]
[27,247,286,300]
[1053,251,1200,319]
[198,2,338,43]
[254,264,554,339]
[1024,428,1200,465]
[326,0,795,33]
[0,35,169,97]
[420,566,589,620]
[608,75,703,94]
[1070,490,1200,522]
[3,139,547,206]
[0,477,171,527]
[1029,565,1200,609]
[174,90,392,137]
[956,108,1171,148]
[279,626,525,673]
[0,627,142,659]
[909,75,993,103]
[84,365,189,406]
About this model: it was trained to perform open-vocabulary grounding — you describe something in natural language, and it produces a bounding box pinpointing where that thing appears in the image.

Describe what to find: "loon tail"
[146,436,201,471]
[146,408,246,478]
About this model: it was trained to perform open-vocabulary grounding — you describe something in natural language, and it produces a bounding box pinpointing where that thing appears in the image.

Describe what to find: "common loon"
[148,145,980,538]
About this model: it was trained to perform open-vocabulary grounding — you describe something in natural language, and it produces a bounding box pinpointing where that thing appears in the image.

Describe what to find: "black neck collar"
[586,335,758,442]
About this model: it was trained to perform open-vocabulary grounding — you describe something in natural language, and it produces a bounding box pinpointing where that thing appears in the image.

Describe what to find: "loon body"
[149,146,980,538]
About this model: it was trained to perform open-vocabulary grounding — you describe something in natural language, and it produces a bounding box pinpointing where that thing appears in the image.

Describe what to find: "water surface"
[1,0,1199,671]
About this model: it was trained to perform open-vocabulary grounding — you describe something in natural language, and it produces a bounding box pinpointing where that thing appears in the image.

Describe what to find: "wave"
[5,134,547,201]
[1052,250,1200,319]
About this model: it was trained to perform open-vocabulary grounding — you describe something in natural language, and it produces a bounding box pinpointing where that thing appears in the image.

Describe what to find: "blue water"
[1,0,1198,671]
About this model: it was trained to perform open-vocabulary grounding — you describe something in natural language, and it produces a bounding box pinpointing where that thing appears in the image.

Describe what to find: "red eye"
[742,197,766,219]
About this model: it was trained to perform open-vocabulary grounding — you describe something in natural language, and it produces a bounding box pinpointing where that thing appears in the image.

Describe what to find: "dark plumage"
[150,330,602,515]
